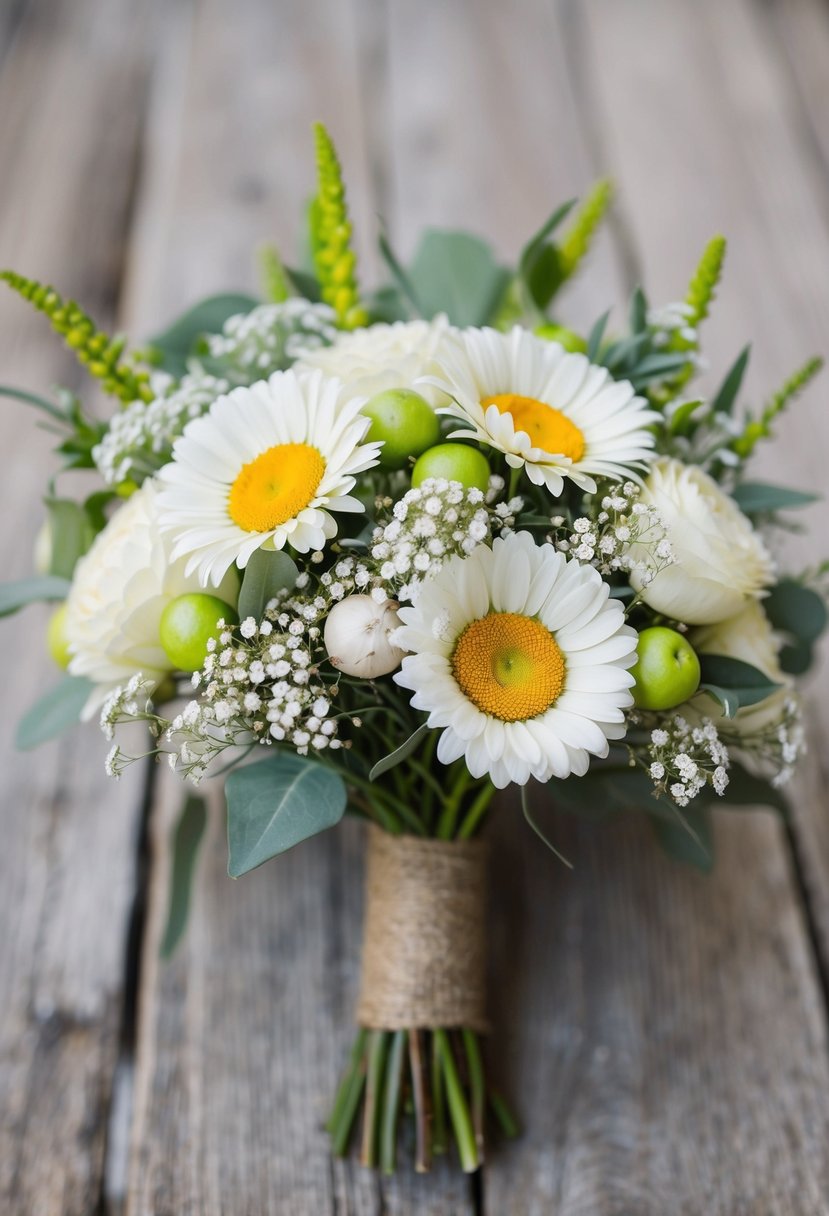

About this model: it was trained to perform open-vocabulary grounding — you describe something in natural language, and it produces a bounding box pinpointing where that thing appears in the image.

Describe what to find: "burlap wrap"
[356,824,489,1032]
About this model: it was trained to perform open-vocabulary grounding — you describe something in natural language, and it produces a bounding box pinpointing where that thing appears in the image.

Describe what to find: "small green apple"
[533,323,588,354]
[412,443,491,492]
[160,593,239,673]
[47,603,71,669]
[631,626,701,711]
[361,389,440,469]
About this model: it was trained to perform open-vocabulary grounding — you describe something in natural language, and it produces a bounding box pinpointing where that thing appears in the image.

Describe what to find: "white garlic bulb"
[323,595,406,678]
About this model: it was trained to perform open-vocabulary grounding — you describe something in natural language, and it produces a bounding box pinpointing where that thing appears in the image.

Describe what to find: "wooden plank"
[123,2,402,1212]
[0,1,158,1213]
[483,1,829,1210]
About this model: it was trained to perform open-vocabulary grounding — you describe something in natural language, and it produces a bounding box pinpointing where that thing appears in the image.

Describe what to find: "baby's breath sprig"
[553,480,674,599]
[640,716,730,808]
[718,696,804,789]
[310,123,368,330]
[0,270,153,404]
[205,299,338,383]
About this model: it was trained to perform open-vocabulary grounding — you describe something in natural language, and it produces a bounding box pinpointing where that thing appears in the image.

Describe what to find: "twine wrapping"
[357,824,489,1032]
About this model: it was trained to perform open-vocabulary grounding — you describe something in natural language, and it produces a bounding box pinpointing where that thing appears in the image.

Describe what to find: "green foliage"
[160,794,207,958]
[226,752,347,877]
[369,723,430,782]
[259,244,292,303]
[558,179,613,280]
[146,292,260,378]
[237,549,299,622]
[310,123,367,329]
[0,575,71,618]
[650,802,713,871]
[16,675,92,750]
[515,199,576,315]
[731,482,819,515]
[697,654,781,710]
[709,345,750,415]
[731,356,823,460]
[406,230,510,328]
[44,497,98,579]
[684,234,726,328]
[0,270,152,403]
[764,578,828,675]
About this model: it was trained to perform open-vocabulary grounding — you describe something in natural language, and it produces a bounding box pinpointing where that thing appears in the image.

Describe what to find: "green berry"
[362,389,441,470]
[631,626,701,711]
[412,443,491,492]
[47,603,71,669]
[534,323,588,354]
[160,593,239,673]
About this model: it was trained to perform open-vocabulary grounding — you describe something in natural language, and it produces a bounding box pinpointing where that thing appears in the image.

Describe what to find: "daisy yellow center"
[228,443,326,533]
[451,611,566,722]
[482,393,585,461]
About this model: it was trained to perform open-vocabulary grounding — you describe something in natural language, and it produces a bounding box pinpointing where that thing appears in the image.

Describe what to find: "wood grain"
[0,1,157,1213]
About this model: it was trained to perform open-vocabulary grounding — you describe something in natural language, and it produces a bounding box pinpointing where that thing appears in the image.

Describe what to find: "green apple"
[533,323,588,354]
[160,593,239,673]
[361,389,440,469]
[631,626,701,711]
[412,443,491,492]
[47,603,71,669]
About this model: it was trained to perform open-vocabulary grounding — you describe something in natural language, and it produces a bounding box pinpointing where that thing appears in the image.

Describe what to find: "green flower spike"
[310,123,368,330]
[558,179,613,281]
[684,234,726,328]
[732,356,823,460]
[0,270,153,404]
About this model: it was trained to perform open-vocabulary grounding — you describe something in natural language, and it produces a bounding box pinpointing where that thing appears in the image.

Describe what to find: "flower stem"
[380,1030,407,1174]
[435,1029,479,1173]
[462,1029,486,1161]
[431,1032,448,1154]
[457,782,496,840]
[360,1030,390,1167]
[329,1032,369,1156]
[409,1028,432,1173]
[489,1087,521,1139]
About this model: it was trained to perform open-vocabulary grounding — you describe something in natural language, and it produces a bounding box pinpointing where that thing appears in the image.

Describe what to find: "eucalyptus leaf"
[407,230,510,328]
[369,723,430,782]
[518,201,577,313]
[0,575,71,618]
[697,654,781,707]
[586,310,610,361]
[698,683,739,719]
[16,676,92,750]
[226,753,347,877]
[45,497,97,579]
[147,293,260,376]
[710,344,750,416]
[160,794,208,958]
[731,482,819,514]
[237,549,299,622]
[764,579,828,674]
[650,803,713,872]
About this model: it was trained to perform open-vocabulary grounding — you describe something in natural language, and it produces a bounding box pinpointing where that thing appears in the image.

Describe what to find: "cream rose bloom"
[690,599,788,736]
[65,481,238,718]
[629,457,774,624]
[295,316,455,407]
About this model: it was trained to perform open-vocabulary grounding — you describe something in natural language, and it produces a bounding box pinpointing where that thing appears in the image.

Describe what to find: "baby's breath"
[641,715,730,807]
[206,299,338,383]
[93,368,228,486]
[554,480,674,591]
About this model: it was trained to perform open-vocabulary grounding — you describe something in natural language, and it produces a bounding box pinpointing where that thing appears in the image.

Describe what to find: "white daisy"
[393,531,638,788]
[157,369,382,587]
[425,326,658,495]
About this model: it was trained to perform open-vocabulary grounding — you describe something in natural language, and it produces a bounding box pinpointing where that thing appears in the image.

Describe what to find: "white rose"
[629,457,774,624]
[690,599,789,735]
[65,481,238,718]
[295,316,455,407]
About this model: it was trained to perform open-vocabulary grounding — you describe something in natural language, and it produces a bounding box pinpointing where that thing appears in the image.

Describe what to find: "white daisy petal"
[394,531,636,786]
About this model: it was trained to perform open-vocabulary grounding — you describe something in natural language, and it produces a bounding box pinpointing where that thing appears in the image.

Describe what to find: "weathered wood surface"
[0,2,156,1214]
[1,0,829,1213]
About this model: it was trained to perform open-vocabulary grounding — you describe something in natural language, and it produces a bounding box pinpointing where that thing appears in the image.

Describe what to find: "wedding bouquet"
[2,124,826,1174]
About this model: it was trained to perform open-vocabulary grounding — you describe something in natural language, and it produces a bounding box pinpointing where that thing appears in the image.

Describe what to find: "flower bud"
[323,594,405,678]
